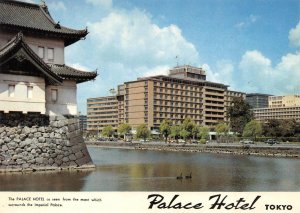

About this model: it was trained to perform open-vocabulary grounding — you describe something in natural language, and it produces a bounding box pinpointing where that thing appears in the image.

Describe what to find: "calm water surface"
[0,147,299,191]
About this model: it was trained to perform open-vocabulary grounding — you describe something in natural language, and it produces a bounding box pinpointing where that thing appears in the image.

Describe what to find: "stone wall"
[0,113,94,172]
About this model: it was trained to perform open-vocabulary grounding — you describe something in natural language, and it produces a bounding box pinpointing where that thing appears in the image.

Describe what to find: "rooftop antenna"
[175,55,179,67]
[40,0,46,7]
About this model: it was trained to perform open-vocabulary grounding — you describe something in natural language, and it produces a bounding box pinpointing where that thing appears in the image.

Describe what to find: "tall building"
[87,96,119,132]
[79,115,87,131]
[268,94,300,108]
[87,65,244,132]
[252,94,300,122]
[246,93,272,109]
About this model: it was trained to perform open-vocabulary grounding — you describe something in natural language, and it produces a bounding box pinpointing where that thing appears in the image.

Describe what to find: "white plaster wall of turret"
[0,31,65,65]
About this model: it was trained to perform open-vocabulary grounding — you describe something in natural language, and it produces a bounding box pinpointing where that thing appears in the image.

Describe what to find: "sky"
[23,0,300,114]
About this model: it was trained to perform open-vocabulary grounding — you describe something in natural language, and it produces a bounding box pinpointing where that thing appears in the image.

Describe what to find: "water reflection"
[81,147,300,191]
[0,147,299,191]
[0,170,93,191]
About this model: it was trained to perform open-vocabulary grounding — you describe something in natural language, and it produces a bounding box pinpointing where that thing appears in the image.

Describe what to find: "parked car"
[139,139,149,142]
[265,139,278,145]
[240,139,254,144]
[178,139,185,143]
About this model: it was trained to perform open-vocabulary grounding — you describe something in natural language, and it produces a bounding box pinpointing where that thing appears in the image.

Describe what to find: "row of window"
[8,85,58,102]
[153,82,202,91]
[87,103,117,107]
[38,46,54,62]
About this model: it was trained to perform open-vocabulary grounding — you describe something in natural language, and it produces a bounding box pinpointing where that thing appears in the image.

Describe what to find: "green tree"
[227,97,253,135]
[198,126,210,140]
[191,125,200,140]
[215,122,229,143]
[262,119,281,137]
[180,129,190,142]
[118,123,132,140]
[136,124,150,142]
[279,119,296,137]
[263,119,297,138]
[242,120,262,140]
[159,119,172,142]
[180,117,196,142]
[102,125,115,138]
[170,125,181,142]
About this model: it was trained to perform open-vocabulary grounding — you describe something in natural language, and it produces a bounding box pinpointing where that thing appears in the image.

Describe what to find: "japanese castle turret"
[0,0,97,172]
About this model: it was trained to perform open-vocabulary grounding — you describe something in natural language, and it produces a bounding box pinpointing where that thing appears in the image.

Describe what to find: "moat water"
[0,147,299,191]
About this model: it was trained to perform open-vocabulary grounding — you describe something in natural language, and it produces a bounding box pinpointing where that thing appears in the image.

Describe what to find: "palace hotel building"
[87,65,245,132]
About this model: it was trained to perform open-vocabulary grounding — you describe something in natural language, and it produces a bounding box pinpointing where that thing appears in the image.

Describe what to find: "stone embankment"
[0,113,94,173]
[86,141,300,158]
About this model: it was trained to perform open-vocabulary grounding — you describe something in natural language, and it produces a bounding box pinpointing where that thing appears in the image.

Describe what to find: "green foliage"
[242,120,262,139]
[180,129,190,141]
[180,117,196,141]
[198,126,209,140]
[102,125,115,138]
[192,125,200,139]
[263,119,297,137]
[118,123,132,140]
[227,97,253,134]
[170,125,181,141]
[215,122,230,143]
[199,138,206,144]
[215,123,229,135]
[159,119,172,142]
[136,124,150,141]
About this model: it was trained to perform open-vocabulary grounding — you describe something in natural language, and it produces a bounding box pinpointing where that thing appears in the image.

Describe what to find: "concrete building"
[268,94,300,108]
[252,94,300,122]
[0,0,97,116]
[246,93,272,109]
[87,96,119,132]
[79,115,87,131]
[87,65,245,132]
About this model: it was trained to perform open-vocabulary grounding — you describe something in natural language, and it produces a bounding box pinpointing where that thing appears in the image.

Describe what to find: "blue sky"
[24,0,300,114]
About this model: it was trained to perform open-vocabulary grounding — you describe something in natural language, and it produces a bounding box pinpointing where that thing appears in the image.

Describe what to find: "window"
[48,48,54,61]
[8,85,15,97]
[51,89,58,102]
[38,46,44,59]
[27,86,33,99]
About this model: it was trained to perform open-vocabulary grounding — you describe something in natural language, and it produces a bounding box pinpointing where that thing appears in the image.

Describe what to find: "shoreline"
[86,141,300,158]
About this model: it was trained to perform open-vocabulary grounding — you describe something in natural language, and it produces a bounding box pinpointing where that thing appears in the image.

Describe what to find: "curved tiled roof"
[0,0,88,46]
[0,32,97,84]
[50,64,98,83]
[0,32,63,85]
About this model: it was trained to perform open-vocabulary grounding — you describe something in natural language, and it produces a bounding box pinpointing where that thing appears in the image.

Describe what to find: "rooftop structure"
[0,0,97,115]
[0,0,87,46]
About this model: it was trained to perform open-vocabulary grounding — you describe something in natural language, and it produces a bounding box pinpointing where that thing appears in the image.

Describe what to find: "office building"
[252,94,300,122]
[246,93,272,109]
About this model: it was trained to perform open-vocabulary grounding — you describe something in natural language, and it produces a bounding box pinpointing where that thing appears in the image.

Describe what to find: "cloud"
[142,65,171,77]
[19,0,36,3]
[87,9,199,69]
[48,1,66,11]
[237,50,300,94]
[289,21,300,48]
[86,0,112,9]
[70,7,200,114]
[69,63,90,71]
[235,14,259,29]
